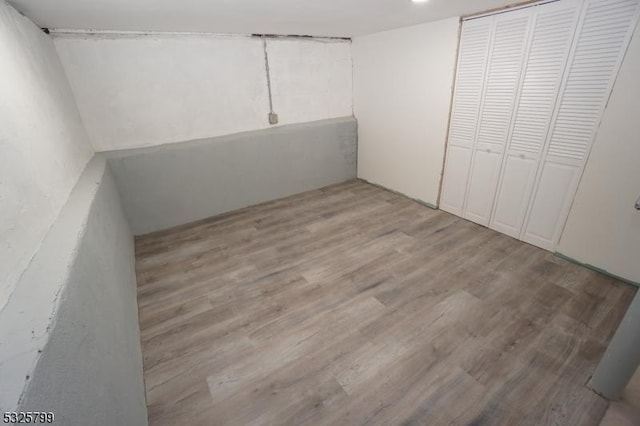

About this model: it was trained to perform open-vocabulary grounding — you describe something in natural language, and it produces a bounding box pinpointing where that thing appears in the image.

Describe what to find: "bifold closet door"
[441,0,639,251]
[464,10,532,226]
[439,18,493,216]
[490,0,582,238]
[522,0,640,250]
[440,10,532,223]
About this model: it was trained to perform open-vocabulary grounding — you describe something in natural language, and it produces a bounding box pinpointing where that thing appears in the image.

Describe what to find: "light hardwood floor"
[135,180,636,426]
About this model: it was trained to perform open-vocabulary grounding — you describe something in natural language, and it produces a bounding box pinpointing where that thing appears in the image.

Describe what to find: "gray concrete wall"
[0,0,94,312]
[0,157,147,425]
[105,116,357,235]
[590,289,640,400]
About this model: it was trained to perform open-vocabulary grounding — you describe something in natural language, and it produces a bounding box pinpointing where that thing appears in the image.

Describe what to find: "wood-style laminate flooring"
[135,180,636,426]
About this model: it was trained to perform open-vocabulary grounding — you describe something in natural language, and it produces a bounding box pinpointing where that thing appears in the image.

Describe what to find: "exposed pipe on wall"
[261,36,278,125]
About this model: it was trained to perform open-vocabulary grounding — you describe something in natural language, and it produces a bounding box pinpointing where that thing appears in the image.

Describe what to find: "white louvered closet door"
[441,0,639,251]
[464,9,532,226]
[522,0,640,250]
[490,0,582,239]
[440,18,493,216]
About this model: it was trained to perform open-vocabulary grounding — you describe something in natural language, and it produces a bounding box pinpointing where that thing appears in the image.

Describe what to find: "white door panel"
[506,0,581,156]
[440,146,473,216]
[522,0,640,250]
[464,148,503,226]
[522,161,581,250]
[487,0,580,240]
[490,154,538,238]
[476,9,532,150]
[440,18,492,214]
[447,18,493,150]
[462,9,532,227]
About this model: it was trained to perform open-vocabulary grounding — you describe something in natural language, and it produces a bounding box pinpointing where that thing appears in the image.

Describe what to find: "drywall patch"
[105,117,357,235]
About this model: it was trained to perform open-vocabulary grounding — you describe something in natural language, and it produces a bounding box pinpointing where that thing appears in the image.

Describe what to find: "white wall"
[53,34,353,151]
[0,1,94,311]
[558,25,640,284]
[352,17,460,205]
[268,39,353,126]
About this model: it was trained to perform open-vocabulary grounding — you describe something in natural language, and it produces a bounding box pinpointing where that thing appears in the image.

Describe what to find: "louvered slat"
[476,14,530,148]
[521,0,640,251]
[448,19,493,148]
[546,0,640,160]
[440,18,493,215]
[489,0,581,240]
[463,11,531,226]
[507,6,579,154]
[444,0,639,251]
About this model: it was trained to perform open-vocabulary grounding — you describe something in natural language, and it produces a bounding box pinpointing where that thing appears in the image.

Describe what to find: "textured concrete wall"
[590,290,640,399]
[106,117,357,235]
[53,34,352,151]
[1,158,147,425]
[0,0,93,311]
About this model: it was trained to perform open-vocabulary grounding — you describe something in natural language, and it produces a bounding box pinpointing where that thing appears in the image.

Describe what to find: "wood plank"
[135,179,636,426]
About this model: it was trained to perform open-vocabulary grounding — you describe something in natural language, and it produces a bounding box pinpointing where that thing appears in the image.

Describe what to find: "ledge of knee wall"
[104,117,358,235]
[0,156,148,425]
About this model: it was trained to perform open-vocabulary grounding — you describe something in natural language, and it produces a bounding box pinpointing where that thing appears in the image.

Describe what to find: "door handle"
[635,195,640,211]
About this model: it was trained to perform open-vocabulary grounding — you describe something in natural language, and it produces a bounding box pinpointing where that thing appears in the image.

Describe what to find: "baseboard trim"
[357,178,439,210]
[554,252,640,288]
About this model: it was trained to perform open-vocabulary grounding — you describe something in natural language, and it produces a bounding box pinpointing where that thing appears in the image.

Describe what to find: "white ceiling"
[9,0,521,38]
